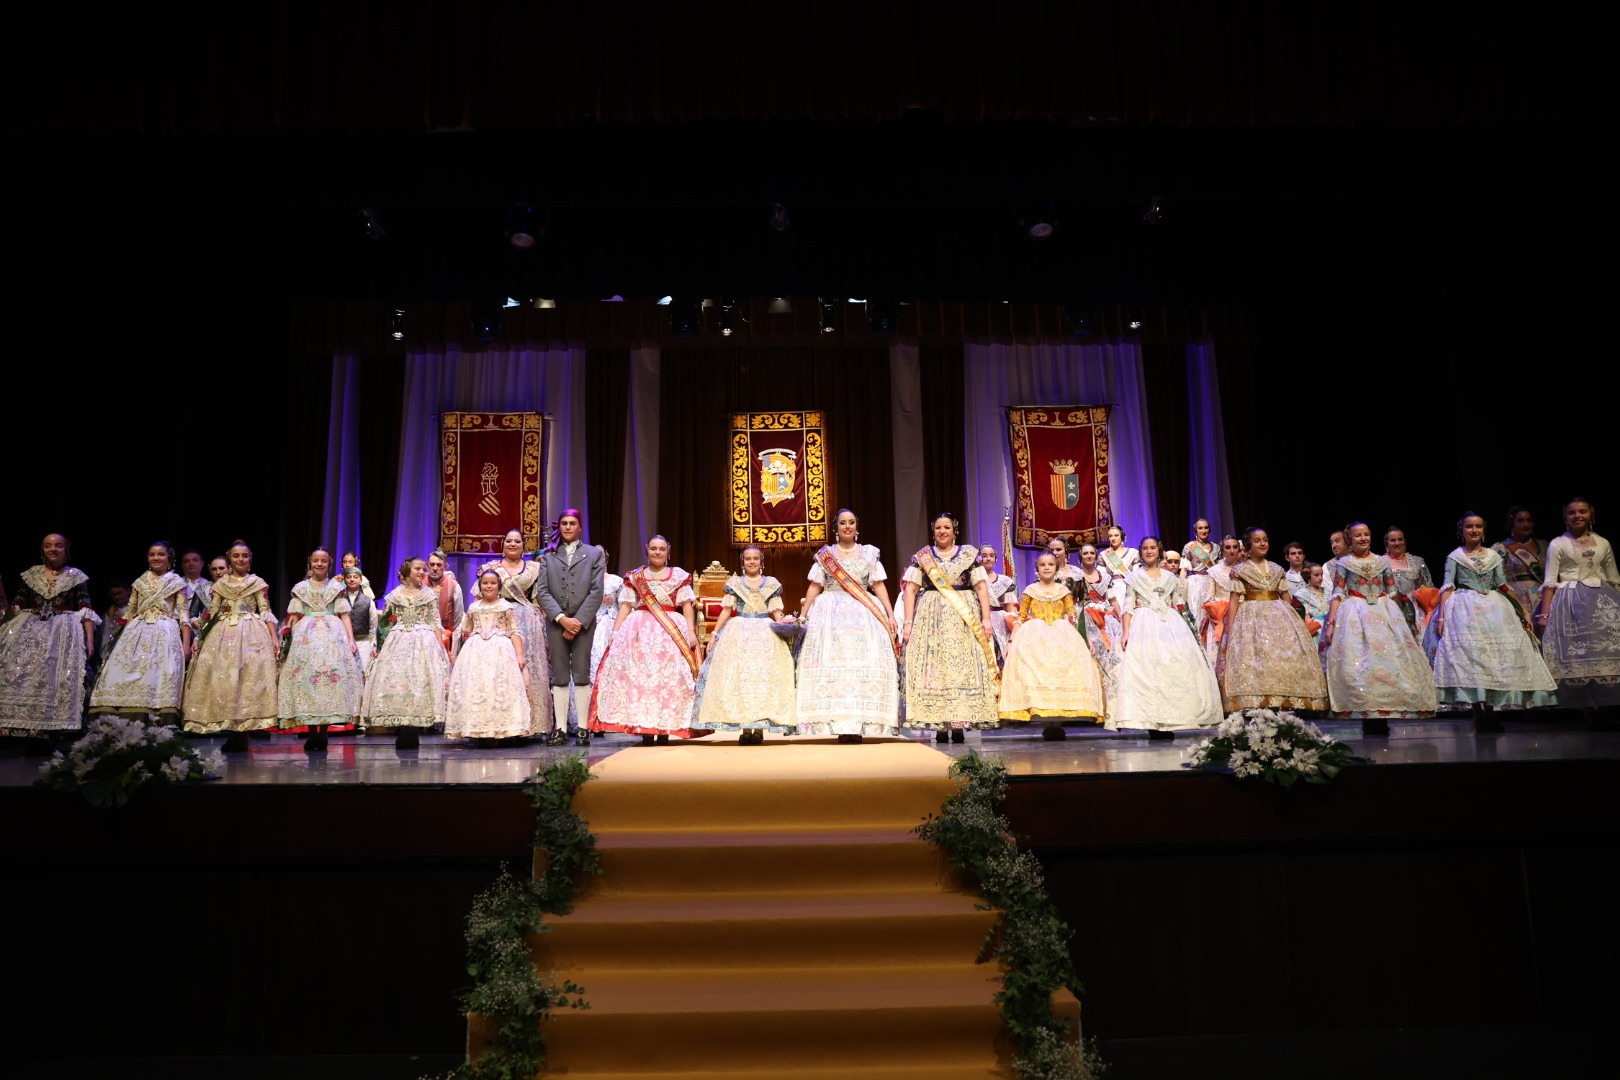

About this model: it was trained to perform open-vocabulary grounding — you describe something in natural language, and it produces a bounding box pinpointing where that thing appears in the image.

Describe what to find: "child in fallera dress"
[277,547,362,753]
[88,541,191,724]
[362,557,451,748]
[1295,563,1331,662]
[998,552,1105,739]
[182,540,279,751]
[446,569,533,743]
[1108,537,1224,737]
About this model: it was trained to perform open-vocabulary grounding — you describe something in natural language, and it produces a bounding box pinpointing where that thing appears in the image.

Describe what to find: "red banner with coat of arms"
[1006,405,1112,550]
[440,412,547,554]
[729,411,828,546]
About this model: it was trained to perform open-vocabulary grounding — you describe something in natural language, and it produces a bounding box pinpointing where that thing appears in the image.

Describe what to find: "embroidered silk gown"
[997,582,1104,723]
[1492,537,1548,623]
[591,568,701,737]
[693,575,798,733]
[1296,585,1331,664]
[479,560,555,734]
[1076,569,1122,712]
[1539,532,1620,708]
[182,574,279,733]
[90,570,188,720]
[277,579,362,728]
[795,545,901,737]
[1108,569,1223,731]
[901,547,998,731]
[1182,540,1219,645]
[362,587,450,730]
[1425,547,1557,708]
[1324,555,1438,719]
[1388,554,1436,634]
[1221,560,1329,712]
[0,566,101,734]
[446,598,533,739]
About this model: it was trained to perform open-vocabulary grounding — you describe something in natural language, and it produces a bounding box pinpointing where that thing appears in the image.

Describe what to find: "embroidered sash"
[628,568,699,678]
[914,548,999,687]
[816,546,900,659]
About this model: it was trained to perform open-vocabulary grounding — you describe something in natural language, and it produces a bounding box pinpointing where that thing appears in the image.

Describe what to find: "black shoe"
[575,730,592,745]
[395,731,420,750]
[950,729,965,744]
[221,731,251,753]
[303,732,328,754]
[1361,718,1391,737]
[656,734,671,745]
[836,733,862,744]
[1146,729,1174,741]
[1041,723,1067,741]
[934,729,949,743]
[640,734,656,746]
[545,730,568,747]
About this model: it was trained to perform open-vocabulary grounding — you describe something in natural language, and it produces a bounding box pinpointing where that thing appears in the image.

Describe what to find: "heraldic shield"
[758,448,798,506]
[1049,459,1081,510]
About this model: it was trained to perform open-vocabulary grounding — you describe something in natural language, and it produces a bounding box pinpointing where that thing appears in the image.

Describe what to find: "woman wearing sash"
[1219,528,1329,713]
[1075,543,1121,710]
[88,540,190,724]
[1536,497,1620,712]
[182,540,279,750]
[479,530,556,740]
[1107,537,1223,737]
[1182,518,1219,616]
[694,544,798,741]
[1492,506,1548,623]
[591,534,705,744]
[900,512,999,743]
[1101,525,1141,587]
[796,509,901,742]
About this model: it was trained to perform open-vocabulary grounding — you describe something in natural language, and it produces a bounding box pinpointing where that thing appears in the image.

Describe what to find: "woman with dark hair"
[1492,506,1548,623]
[0,534,100,742]
[182,539,279,749]
[1537,497,1620,711]
[1108,537,1223,736]
[900,512,999,742]
[1220,528,1328,713]
[362,556,450,749]
[1383,526,1435,635]
[797,509,901,741]
[89,540,191,722]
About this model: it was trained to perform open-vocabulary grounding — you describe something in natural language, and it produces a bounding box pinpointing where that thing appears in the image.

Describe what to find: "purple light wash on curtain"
[962,342,1159,587]
[321,353,364,571]
[1185,342,1235,540]
[615,347,661,575]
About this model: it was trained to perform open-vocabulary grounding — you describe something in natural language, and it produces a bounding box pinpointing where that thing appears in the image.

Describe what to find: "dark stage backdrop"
[656,346,898,602]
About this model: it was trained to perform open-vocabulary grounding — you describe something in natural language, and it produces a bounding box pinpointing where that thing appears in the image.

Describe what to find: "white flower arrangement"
[38,715,225,807]
[1184,709,1364,787]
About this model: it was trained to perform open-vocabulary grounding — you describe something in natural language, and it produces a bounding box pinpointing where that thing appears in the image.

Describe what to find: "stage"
[4,717,1618,1079]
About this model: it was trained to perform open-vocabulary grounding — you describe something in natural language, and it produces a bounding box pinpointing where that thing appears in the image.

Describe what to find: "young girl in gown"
[1536,497,1620,712]
[1075,543,1122,710]
[183,540,279,750]
[1296,564,1331,663]
[277,547,362,753]
[1108,537,1224,736]
[480,530,556,739]
[0,533,100,744]
[1322,522,1438,733]
[998,552,1105,739]
[591,535,705,744]
[363,557,451,748]
[446,569,533,743]
[1220,528,1329,713]
[1427,512,1557,730]
[693,544,798,741]
[89,541,190,723]
[1202,535,1246,671]
[1493,507,1548,627]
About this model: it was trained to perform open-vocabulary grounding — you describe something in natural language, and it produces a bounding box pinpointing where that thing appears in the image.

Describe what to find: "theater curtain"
[616,348,662,577]
[585,348,630,565]
[655,346,897,600]
[963,342,1158,587]
[1185,342,1236,542]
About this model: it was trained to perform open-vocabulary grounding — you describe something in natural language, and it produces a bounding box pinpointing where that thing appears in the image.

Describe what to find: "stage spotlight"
[531,298,556,309]
[655,296,673,306]
[358,207,386,240]
[819,298,836,334]
[669,298,701,340]
[389,309,406,341]
[1062,303,1094,338]
[470,301,503,345]
[1128,319,1143,331]
[769,203,790,232]
[1141,196,1164,225]
[506,204,543,248]
[503,297,521,309]
[717,299,737,337]
[767,297,793,314]
[867,300,899,338]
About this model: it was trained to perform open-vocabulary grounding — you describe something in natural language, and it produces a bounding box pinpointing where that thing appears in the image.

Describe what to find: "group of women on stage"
[2,497,1616,750]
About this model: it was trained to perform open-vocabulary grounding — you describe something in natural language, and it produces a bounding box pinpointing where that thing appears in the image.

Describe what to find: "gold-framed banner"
[440,411,547,554]
[1007,405,1113,550]
[729,411,828,547]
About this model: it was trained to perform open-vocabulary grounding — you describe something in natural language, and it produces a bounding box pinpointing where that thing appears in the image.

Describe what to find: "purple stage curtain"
[963,342,1158,587]
[1186,342,1236,541]
[320,354,364,570]
[386,348,589,589]
[615,348,662,577]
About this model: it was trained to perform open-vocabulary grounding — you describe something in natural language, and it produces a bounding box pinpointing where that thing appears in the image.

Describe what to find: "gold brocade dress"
[182,574,279,733]
[1221,560,1329,712]
[901,546,998,731]
[998,583,1105,723]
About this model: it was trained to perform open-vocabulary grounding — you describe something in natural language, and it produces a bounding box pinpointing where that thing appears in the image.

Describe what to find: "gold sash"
[914,548,1000,690]
[628,568,699,678]
[815,546,900,659]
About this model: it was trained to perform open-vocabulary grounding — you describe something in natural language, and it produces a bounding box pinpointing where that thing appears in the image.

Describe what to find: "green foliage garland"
[916,751,1106,1080]
[430,753,602,1080]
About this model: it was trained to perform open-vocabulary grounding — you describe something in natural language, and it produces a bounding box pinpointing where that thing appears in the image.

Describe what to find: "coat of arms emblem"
[757,448,798,506]
[1049,459,1080,510]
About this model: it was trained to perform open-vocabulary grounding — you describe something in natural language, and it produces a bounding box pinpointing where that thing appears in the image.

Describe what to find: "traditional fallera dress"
[446,598,533,739]
[277,578,362,728]
[89,570,188,720]
[182,574,278,733]
[901,546,999,732]
[1076,568,1122,710]
[362,586,450,730]
[479,560,555,734]
[1182,539,1219,642]
[591,566,703,738]
[1324,554,1438,719]
[693,575,798,733]
[1492,537,1548,621]
[0,565,101,735]
[1388,553,1435,635]
[997,582,1104,723]
[1539,532,1620,708]
[1424,547,1557,709]
[1107,569,1223,731]
[1203,559,1241,671]
[796,544,901,737]
[1220,560,1329,712]
[1296,585,1331,663]
[985,571,1018,663]
[589,571,624,683]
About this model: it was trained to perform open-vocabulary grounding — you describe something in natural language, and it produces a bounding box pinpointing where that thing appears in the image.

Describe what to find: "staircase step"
[531,1067,1008,1080]
[573,775,959,833]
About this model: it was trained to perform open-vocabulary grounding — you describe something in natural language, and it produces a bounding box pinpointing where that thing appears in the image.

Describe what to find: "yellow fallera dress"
[998,582,1105,723]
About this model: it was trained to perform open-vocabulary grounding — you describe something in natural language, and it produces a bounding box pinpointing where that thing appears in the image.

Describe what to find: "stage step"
[572,774,961,832]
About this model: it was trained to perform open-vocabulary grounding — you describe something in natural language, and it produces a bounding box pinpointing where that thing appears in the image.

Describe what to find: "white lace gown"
[1323,555,1438,719]
[1540,532,1620,708]
[362,587,450,729]
[90,570,188,720]
[0,566,101,734]
[277,579,362,727]
[1108,569,1223,731]
[589,572,623,683]
[479,560,555,734]
[1426,547,1556,708]
[591,568,702,737]
[694,576,798,732]
[795,545,900,737]
[446,599,533,739]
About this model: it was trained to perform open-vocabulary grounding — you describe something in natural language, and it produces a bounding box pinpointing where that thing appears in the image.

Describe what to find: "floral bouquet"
[1184,709,1366,787]
[38,715,226,807]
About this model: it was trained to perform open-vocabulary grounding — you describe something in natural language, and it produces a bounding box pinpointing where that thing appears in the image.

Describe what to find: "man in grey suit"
[534,508,605,745]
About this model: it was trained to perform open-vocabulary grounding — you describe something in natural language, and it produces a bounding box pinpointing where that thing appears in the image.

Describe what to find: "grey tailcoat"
[533,542,606,685]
